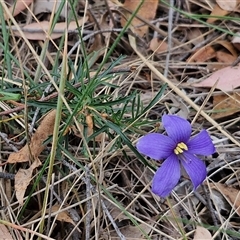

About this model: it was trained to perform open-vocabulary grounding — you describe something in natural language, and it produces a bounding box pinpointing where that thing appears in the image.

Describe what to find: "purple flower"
[136,115,215,197]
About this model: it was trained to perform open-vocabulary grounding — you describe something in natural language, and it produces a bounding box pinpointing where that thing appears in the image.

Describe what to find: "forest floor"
[1,0,240,239]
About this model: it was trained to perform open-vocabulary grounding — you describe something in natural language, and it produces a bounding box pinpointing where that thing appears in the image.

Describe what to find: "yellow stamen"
[178,142,188,150]
[176,146,184,153]
[174,142,188,155]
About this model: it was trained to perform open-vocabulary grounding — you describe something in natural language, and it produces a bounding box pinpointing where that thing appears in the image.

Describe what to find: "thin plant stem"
[38,19,69,238]
[166,197,187,240]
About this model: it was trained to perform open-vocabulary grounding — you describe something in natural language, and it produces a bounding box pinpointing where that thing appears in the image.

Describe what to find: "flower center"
[174,142,188,155]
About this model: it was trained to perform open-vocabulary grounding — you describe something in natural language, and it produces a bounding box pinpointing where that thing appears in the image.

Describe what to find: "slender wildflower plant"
[136,115,215,197]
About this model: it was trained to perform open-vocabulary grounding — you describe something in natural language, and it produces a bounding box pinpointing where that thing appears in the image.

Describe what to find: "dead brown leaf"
[213,40,238,57]
[207,51,237,71]
[86,114,93,130]
[214,40,238,57]
[48,205,74,224]
[71,124,104,142]
[15,159,41,205]
[33,0,74,19]
[8,110,56,163]
[215,51,237,64]
[209,182,240,216]
[192,64,240,91]
[5,0,33,20]
[149,38,168,53]
[121,0,158,37]
[188,46,216,62]
[88,33,105,63]
[193,226,212,240]
[187,28,204,46]
[207,3,229,24]
[212,93,240,119]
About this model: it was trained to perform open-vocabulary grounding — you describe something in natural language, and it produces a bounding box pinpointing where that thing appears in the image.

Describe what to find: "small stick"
[164,0,174,78]
[0,132,19,152]
[85,167,91,240]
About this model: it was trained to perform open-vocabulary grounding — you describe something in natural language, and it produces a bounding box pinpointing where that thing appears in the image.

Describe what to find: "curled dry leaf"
[121,0,158,37]
[189,40,237,64]
[8,110,56,163]
[15,159,41,205]
[13,18,88,40]
[216,51,237,64]
[214,40,238,57]
[187,46,216,62]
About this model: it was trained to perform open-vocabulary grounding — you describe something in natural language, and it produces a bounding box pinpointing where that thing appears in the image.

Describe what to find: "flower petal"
[181,152,207,190]
[162,115,191,143]
[152,154,180,197]
[136,133,175,160]
[187,130,215,156]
